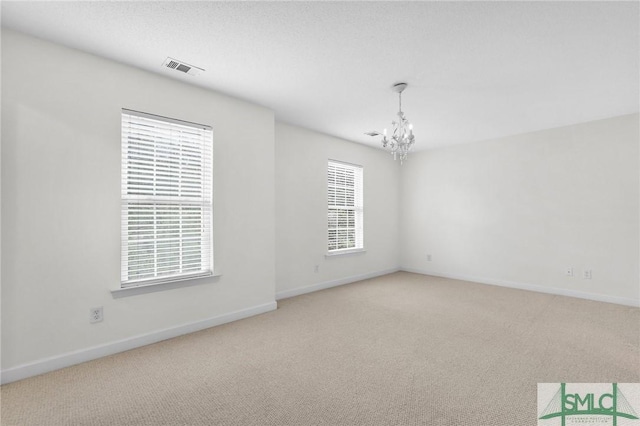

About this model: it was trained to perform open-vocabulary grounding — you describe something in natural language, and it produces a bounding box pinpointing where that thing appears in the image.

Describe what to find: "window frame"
[327,159,364,255]
[120,109,214,289]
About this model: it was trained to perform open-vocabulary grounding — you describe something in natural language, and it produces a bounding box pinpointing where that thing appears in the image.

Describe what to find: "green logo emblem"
[539,383,639,426]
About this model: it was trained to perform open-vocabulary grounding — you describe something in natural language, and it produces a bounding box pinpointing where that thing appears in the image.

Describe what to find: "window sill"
[325,248,366,257]
[111,271,222,298]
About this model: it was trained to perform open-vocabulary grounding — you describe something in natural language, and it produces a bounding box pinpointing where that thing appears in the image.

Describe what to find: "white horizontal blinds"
[121,109,213,287]
[327,160,363,251]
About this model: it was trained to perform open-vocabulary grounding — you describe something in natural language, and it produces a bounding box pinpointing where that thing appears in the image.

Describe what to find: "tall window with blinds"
[327,160,363,253]
[121,109,213,288]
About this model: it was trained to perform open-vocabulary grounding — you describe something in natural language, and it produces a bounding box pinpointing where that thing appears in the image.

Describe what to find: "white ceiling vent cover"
[161,57,204,76]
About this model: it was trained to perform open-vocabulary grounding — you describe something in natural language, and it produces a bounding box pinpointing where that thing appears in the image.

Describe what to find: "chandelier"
[366,82,415,164]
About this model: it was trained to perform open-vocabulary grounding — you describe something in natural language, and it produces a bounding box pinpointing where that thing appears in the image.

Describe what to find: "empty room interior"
[1,2,639,425]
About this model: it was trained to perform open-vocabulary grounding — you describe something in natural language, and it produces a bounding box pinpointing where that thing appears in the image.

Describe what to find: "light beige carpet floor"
[1,272,639,425]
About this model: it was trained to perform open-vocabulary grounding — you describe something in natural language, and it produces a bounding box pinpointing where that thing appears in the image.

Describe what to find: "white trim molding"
[276,268,399,300]
[325,249,366,257]
[401,267,640,308]
[111,272,222,298]
[1,301,277,385]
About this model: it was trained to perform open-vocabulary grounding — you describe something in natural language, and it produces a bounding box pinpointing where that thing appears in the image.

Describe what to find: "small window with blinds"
[121,109,213,288]
[327,160,363,253]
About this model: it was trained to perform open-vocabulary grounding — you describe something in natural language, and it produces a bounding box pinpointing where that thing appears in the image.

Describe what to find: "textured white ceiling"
[2,1,638,150]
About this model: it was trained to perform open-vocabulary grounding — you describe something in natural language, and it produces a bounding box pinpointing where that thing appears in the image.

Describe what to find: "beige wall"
[1,29,276,372]
[275,123,400,297]
[400,114,640,305]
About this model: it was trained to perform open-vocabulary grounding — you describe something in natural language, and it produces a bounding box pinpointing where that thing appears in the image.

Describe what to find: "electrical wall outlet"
[90,307,103,323]
[314,265,319,273]
[565,267,574,277]
[583,270,592,280]
[426,254,432,262]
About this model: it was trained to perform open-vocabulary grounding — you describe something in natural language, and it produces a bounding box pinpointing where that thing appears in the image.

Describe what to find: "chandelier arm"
[366,82,415,164]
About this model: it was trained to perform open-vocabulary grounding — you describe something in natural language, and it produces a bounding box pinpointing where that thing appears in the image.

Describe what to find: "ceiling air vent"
[162,57,204,76]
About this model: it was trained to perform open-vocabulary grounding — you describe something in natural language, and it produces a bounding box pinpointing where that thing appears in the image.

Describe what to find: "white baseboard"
[1,301,277,385]
[401,267,640,308]
[276,268,400,300]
